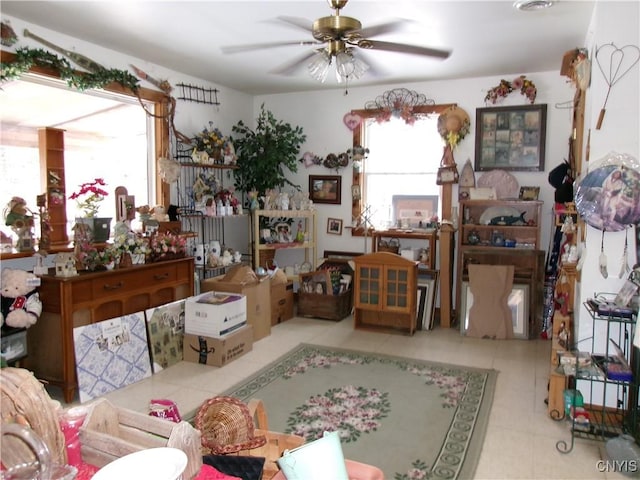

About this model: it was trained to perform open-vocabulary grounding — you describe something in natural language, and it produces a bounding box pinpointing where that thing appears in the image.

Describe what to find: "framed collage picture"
[475,104,547,172]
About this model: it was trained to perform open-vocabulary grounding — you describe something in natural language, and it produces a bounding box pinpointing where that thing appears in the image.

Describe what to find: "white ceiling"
[1,0,595,96]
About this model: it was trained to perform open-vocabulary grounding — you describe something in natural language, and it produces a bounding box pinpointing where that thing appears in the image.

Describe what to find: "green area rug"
[224,344,498,480]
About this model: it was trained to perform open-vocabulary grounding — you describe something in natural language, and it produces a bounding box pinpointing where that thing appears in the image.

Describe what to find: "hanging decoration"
[560,48,591,91]
[437,106,470,149]
[343,112,363,131]
[574,152,640,232]
[1,21,17,47]
[484,75,537,105]
[435,106,470,185]
[364,88,434,125]
[594,42,640,130]
[1,46,139,92]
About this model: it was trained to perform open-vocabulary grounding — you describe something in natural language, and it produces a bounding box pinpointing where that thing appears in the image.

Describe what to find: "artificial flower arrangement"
[112,229,149,256]
[149,232,187,261]
[76,240,117,270]
[69,178,109,218]
[214,188,239,210]
[484,75,537,104]
[193,122,236,165]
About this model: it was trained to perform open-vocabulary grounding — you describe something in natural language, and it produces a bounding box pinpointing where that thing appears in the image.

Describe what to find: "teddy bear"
[0,268,42,329]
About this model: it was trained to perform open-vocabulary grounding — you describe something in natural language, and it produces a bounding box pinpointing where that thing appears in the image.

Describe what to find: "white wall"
[253,73,575,269]
[575,0,639,398]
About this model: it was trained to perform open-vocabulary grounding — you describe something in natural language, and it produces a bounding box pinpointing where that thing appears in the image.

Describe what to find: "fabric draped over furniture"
[466,264,514,339]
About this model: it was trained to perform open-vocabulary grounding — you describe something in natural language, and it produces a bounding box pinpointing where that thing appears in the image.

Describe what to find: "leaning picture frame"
[309,175,341,204]
[475,104,547,172]
[460,282,529,339]
[418,268,439,330]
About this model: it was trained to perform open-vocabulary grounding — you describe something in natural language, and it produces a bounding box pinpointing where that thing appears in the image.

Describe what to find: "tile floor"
[86,316,631,479]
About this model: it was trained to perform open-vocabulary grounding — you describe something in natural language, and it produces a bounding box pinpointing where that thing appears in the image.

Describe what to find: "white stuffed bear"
[0,268,42,328]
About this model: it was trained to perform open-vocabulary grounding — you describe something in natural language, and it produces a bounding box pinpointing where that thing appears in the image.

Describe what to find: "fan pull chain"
[599,230,608,279]
[619,228,631,278]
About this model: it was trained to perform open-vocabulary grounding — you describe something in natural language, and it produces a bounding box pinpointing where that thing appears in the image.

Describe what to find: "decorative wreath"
[484,75,537,104]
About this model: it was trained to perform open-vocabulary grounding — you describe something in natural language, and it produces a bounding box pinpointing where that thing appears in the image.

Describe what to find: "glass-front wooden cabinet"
[353,252,418,335]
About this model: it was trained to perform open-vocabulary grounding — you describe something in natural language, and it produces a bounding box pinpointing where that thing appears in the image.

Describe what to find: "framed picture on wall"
[309,175,341,204]
[475,104,547,172]
[327,218,343,235]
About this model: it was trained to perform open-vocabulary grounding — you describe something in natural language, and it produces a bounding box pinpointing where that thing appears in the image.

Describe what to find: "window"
[350,104,455,232]
[364,115,442,228]
[0,69,168,247]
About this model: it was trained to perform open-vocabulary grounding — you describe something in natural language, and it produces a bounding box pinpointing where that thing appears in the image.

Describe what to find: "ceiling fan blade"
[366,40,451,59]
[221,40,319,54]
[357,19,413,39]
[270,50,319,76]
[355,50,388,78]
[276,16,314,33]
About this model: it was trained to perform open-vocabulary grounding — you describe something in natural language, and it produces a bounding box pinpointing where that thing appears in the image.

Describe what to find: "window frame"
[350,104,456,236]
[0,49,170,253]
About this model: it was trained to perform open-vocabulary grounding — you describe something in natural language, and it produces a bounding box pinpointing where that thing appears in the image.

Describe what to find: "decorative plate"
[92,448,187,480]
[575,164,640,232]
[477,170,520,199]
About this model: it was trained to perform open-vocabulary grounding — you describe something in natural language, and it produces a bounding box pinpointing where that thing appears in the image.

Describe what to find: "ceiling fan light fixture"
[308,50,331,82]
[335,50,369,82]
[513,0,556,11]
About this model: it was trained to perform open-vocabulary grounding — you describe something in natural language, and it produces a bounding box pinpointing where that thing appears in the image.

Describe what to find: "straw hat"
[437,106,471,146]
[195,396,266,454]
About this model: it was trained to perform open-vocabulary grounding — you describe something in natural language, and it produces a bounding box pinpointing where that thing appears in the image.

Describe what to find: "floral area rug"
[223,344,497,480]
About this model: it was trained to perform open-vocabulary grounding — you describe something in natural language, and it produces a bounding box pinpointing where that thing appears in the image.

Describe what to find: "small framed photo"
[519,186,540,200]
[309,175,341,204]
[351,184,361,201]
[327,218,343,235]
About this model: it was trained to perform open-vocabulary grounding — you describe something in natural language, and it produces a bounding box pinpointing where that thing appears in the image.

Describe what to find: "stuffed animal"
[0,268,42,328]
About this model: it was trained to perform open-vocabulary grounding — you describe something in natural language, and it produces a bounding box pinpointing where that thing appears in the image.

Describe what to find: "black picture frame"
[309,175,341,205]
[475,104,547,172]
[327,218,343,235]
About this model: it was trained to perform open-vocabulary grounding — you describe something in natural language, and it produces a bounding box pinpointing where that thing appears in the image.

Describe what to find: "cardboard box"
[183,325,253,367]
[201,268,271,341]
[271,280,294,325]
[185,291,246,337]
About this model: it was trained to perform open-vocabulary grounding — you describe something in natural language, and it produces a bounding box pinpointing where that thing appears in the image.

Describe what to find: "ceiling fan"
[221,0,451,83]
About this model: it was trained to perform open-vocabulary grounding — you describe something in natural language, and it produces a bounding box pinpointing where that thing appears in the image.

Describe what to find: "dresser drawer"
[90,263,178,298]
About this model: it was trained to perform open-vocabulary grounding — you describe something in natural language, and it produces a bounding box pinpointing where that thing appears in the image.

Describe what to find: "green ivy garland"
[1,47,139,92]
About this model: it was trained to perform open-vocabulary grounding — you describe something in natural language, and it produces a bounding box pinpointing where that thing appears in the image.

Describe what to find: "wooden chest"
[297,289,352,321]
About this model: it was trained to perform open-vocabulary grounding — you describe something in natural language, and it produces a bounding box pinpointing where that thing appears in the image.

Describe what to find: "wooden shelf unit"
[252,209,317,281]
[456,199,544,330]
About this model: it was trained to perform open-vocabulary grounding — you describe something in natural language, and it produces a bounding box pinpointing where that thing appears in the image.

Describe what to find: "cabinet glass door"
[358,266,381,307]
[385,268,409,310]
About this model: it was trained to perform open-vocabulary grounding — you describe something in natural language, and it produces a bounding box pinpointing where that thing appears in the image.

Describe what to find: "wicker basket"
[0,367,66,467]
[377,237,400,254]
[195,396,267,455]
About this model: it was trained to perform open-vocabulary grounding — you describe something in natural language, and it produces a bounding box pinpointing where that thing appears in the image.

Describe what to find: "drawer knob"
[154,273,169,280]
[103,281,124,290]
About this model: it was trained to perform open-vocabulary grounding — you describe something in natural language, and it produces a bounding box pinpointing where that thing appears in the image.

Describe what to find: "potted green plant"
[231,104,306,200]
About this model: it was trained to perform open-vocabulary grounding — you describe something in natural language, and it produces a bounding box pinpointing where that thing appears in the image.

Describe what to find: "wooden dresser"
[23,257,194,402]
